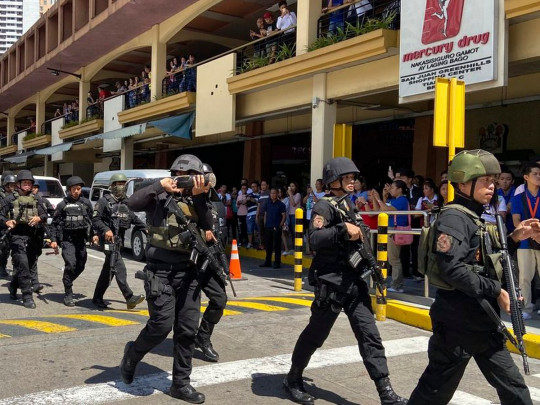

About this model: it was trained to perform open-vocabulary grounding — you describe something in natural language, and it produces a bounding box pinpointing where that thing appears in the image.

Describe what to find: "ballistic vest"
[148,197,199,252]
[104,194,131,231]
[63,200,88,230]
[12,194,39,224]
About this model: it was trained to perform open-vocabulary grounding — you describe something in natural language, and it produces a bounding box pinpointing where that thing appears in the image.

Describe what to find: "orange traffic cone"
[229,239,242,280]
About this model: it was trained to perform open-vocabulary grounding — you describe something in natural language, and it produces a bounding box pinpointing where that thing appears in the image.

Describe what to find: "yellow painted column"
[150,24,167,102]
[296,0,320,56]
[35,92,45,135]
[376,213,389,321]
[79,70,90,121]
[294,208,304,291]
[333,123,352,158]
[6,114,15,146]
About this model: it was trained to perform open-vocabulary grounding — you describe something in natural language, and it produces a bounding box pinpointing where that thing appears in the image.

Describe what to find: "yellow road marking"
[200,306,242,316]
[107,309,150,316]
[226,301,288,311]
[285,293,315,297]
[0,332,11,338]
[0,320,76,333]
[49,314,140,327]
[245,297,313,307]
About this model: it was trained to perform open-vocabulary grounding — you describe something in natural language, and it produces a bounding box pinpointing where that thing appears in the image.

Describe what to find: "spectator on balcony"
[87,91,98,118]
[263,12,278,62]
[276,1,297,52]
[250,17,267,58]
[98,85,112,114]
[127,78,136,108]
[346,0,373,26]
[166,58,179,94]
[324,0,346,35]
[180,54,196,92]
[71,100,79,122]
[141,70,150,103]
[54,108,62,118]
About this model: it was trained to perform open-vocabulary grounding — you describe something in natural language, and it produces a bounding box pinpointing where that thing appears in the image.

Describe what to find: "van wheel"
[131,230,146,262]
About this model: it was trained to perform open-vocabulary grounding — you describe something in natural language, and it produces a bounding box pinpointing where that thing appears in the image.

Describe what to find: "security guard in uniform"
[194,162,228,362]
[92,173,145,309]
[284,157,407,405]
[1,170,47,309]
[0,172,17,277]
[121,154,212,404]
[50,176,93,307]
[30,180,53,293]
[409,150,536,405]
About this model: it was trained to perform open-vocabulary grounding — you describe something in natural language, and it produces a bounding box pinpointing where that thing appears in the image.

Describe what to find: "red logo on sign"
[422,0,465,44]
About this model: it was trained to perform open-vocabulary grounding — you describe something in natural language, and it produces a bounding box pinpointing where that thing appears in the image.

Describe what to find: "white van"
[34,175,66,210]
[90,169,171,261]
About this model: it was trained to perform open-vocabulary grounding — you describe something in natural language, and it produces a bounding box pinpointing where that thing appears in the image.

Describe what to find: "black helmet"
[170,154,203,174]
[202,163,213,174]
[16,170,34,183]
[322,157,359,187]
[2,173,16,186]
[66,176,85,188]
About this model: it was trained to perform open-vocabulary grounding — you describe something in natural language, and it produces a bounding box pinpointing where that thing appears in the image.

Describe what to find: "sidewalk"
[236,246,540,360]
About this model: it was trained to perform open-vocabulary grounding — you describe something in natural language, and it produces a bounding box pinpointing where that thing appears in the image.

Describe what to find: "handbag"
[393,215,413,246]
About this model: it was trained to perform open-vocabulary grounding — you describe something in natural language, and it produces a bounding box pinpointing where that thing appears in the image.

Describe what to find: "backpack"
[418,204,503,290]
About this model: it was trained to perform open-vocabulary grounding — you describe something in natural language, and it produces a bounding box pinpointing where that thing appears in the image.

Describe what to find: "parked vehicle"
[90,169,170,261]
[34,176,66,211]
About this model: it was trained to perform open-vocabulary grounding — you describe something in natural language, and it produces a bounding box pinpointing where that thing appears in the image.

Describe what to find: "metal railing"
[162,66,197,96]
[40,115,65,135]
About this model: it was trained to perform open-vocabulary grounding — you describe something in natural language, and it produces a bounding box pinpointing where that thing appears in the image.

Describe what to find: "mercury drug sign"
[399,0,503,100]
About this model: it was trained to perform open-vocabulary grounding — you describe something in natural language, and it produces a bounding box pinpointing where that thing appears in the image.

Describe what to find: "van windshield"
[36,180,65,198]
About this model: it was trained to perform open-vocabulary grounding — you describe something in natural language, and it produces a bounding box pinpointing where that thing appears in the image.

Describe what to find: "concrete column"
[120,137,134,170]
[150,25,167,101]
[310,73,336,185]
[296,0,321,56]
[43,155,54,176]
[35,93,45,134]
[6,115,15,146]
[79,74,90,121]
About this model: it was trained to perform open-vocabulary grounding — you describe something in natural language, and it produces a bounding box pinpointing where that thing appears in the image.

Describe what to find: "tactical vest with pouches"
[12,194,39,225]
[418,204,503,290]
[63,199,89,230]
[148,197,199,252]
[104,194,132,231]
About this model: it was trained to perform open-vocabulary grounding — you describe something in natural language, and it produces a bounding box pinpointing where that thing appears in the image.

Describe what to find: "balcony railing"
[162,66,197,96]
[40,115,66,135]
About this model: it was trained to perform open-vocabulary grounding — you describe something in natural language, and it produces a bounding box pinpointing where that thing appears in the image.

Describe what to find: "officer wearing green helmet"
[120,154,213,404]
[91,172,145,309]
[1,170,48,309]
[409,149,540,405]
[50,175,93,307]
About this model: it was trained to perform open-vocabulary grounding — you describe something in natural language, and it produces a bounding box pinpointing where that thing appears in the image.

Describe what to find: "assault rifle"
[0,209,24,250]
[104,204,129,285]
[483,214,529,374]
[164,194,237,297]
[331,194,386,303]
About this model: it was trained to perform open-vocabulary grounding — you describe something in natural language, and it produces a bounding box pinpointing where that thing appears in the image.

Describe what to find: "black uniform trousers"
[93,252,133,301]
[291,282,389,381]
[128,266,200,387]
[409,323,532,405]
[264,227,282,265]
[10,234,42,299]
[0,238,11,271]
[61,232,87,290]
[199,269,227,336]
[30,229,45,290]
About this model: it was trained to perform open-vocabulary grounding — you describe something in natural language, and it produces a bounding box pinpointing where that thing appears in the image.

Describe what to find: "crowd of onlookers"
[220,157,540,310]
[164,54,197,95]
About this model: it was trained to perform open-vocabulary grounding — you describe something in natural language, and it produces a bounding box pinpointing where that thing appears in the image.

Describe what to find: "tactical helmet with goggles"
[322,157,360,187]
[66,176,85,188]
[447,149,501,183]
[170,154,203,175]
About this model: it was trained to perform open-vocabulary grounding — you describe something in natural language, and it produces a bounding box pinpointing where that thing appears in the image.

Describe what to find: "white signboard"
[399,0,504,101]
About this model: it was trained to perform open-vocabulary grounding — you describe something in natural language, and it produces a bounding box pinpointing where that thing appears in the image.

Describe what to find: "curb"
[236,246,540,360]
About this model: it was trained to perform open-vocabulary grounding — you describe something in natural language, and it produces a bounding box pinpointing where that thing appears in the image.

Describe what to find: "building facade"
[0,0,39,55]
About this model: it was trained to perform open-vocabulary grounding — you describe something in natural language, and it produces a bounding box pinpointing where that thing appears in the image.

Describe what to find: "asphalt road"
[1,249,540,404]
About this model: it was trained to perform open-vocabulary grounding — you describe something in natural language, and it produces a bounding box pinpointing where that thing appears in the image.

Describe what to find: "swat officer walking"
[91,173,145,309]
[409,150,537,405]
[284,157,407,405]
[0,172,17,278]
[120,154,212,404]
[1,170,47,309]
[50,176,93,307]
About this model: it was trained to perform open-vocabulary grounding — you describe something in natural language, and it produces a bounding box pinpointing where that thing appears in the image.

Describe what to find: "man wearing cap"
[263,11,277,62]
[50,176,93,307]
[408,149,537,405]
[1,170,48,309]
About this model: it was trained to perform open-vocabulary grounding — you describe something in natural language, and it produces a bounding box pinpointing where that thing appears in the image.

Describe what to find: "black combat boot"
[8,283,17,300]
[0,267,8,277]
[195,319,219,362]
[283,366,315,405]
[126,294,145,310]
[120,341,138,384]
[375,377,408,405]
[33,284,44,293]
[170,384,205,404]
[64,288,75,307]
[92,298,109,309]
[22,297,36,309]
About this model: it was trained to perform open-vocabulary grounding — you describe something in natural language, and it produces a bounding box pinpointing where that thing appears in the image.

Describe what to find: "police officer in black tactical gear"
[121,154,213,404]
[193,162,228,363]
[284,157,408,405]
[50,176,93,307]
[91,173,145,310]
[0,172,17,277]
[409,150,538,405]
[1,170,48,309]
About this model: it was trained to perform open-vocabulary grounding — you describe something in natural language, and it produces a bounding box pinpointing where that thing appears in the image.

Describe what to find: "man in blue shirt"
[260,188,286,269]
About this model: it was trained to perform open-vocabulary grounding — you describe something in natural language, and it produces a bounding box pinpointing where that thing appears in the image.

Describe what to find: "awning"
[86,123,147,141]
[4,151,35,164]
[34,142,73,155]
[149,112,194,139]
